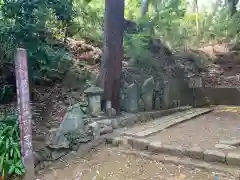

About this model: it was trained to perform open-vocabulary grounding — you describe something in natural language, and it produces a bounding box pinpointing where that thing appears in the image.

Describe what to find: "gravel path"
[147,110,240,149]
[37,147,236,180]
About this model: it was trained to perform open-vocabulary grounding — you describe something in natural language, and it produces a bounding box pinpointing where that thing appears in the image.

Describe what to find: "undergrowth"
[0,113,24,178]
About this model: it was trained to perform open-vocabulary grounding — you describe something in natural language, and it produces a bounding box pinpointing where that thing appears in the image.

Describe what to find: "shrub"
[0,113,24,178]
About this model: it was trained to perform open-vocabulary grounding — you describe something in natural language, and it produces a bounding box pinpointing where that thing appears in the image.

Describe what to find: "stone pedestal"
[84,86,104,117]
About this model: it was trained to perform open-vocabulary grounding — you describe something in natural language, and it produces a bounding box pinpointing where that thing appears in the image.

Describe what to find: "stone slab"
[184,146,204,160]
[215,143,237,150]
[122,106,191,136]
[132,138,149,151]
[120,149,240,178]
[226,152,240,166]
[132,108,213,138]
[148,141,162,152]
[204,150,226,163]
[158,145,185,157]
[219,140,240,146]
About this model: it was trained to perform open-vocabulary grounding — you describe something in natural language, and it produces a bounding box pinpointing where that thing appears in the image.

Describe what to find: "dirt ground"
[37,147,236,180]
[147,107,240,150]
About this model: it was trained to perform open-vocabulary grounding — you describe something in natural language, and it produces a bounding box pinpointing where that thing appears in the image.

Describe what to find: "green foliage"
[124,32,152,64]
[0,0,74,86]
[0,85,14,104]
[0,114,24,177]
[73,0,104,42]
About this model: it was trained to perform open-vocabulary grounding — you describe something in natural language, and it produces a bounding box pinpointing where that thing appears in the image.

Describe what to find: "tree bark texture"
[227,0,238,15]
[141,0,149,17]
[99,0,124,114]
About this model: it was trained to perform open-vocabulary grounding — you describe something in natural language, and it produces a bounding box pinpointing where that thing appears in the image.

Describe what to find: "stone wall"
[163,78,193,108]
[195,88,240,106]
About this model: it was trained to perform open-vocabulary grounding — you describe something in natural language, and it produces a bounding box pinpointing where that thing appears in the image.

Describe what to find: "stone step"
[118,149,240,177]
[107,136,240,168]
[122,110,192,136]
[122,108,213,138]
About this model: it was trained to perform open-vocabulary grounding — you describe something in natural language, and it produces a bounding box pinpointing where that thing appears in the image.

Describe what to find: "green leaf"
[84,0,92,4]
[14,167,23,175]
[10,148,13,157]
[8,165,15,174]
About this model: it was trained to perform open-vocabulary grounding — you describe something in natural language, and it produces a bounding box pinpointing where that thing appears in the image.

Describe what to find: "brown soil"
[37,146,235,180]
[147,109,240,150]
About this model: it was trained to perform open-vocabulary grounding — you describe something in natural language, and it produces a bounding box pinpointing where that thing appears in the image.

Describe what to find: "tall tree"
[99,0,124,114]
[141,0,149,17]
[226,0,239,15]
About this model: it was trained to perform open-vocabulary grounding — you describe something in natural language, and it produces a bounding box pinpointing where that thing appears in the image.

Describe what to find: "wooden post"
[15,48,35,180]
[100,0,124,114]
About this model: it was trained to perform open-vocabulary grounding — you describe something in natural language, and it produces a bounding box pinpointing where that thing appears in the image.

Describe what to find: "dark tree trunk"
[141,0,149,17]
[227,0,238,15]
[99,0,124,114]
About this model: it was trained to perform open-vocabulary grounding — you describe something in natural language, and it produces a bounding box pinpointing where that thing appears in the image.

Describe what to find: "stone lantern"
[188,74,202,88]
[84,86,104,116]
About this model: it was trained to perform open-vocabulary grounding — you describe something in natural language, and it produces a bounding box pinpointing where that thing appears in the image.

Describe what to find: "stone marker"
[138,98,145,112]
[126,83,139,112]
[162,81,170,108]
[59,103,85,135]
[15,48,35,180]
[84,86,104,117]
[88,122,100,139]
[142,77,155,111]
[155,97,161,110]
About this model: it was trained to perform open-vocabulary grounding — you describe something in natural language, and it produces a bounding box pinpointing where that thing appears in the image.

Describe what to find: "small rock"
[119,116,128,127]
[88,122,100,139]
[33,151,42,165]
[45,128,70,149]
[100,126,113,135]
[51,150,68,160]
[99,119,112,126]
[111,118,120,129]
[215,143,237,150]
[127,115,139,125]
